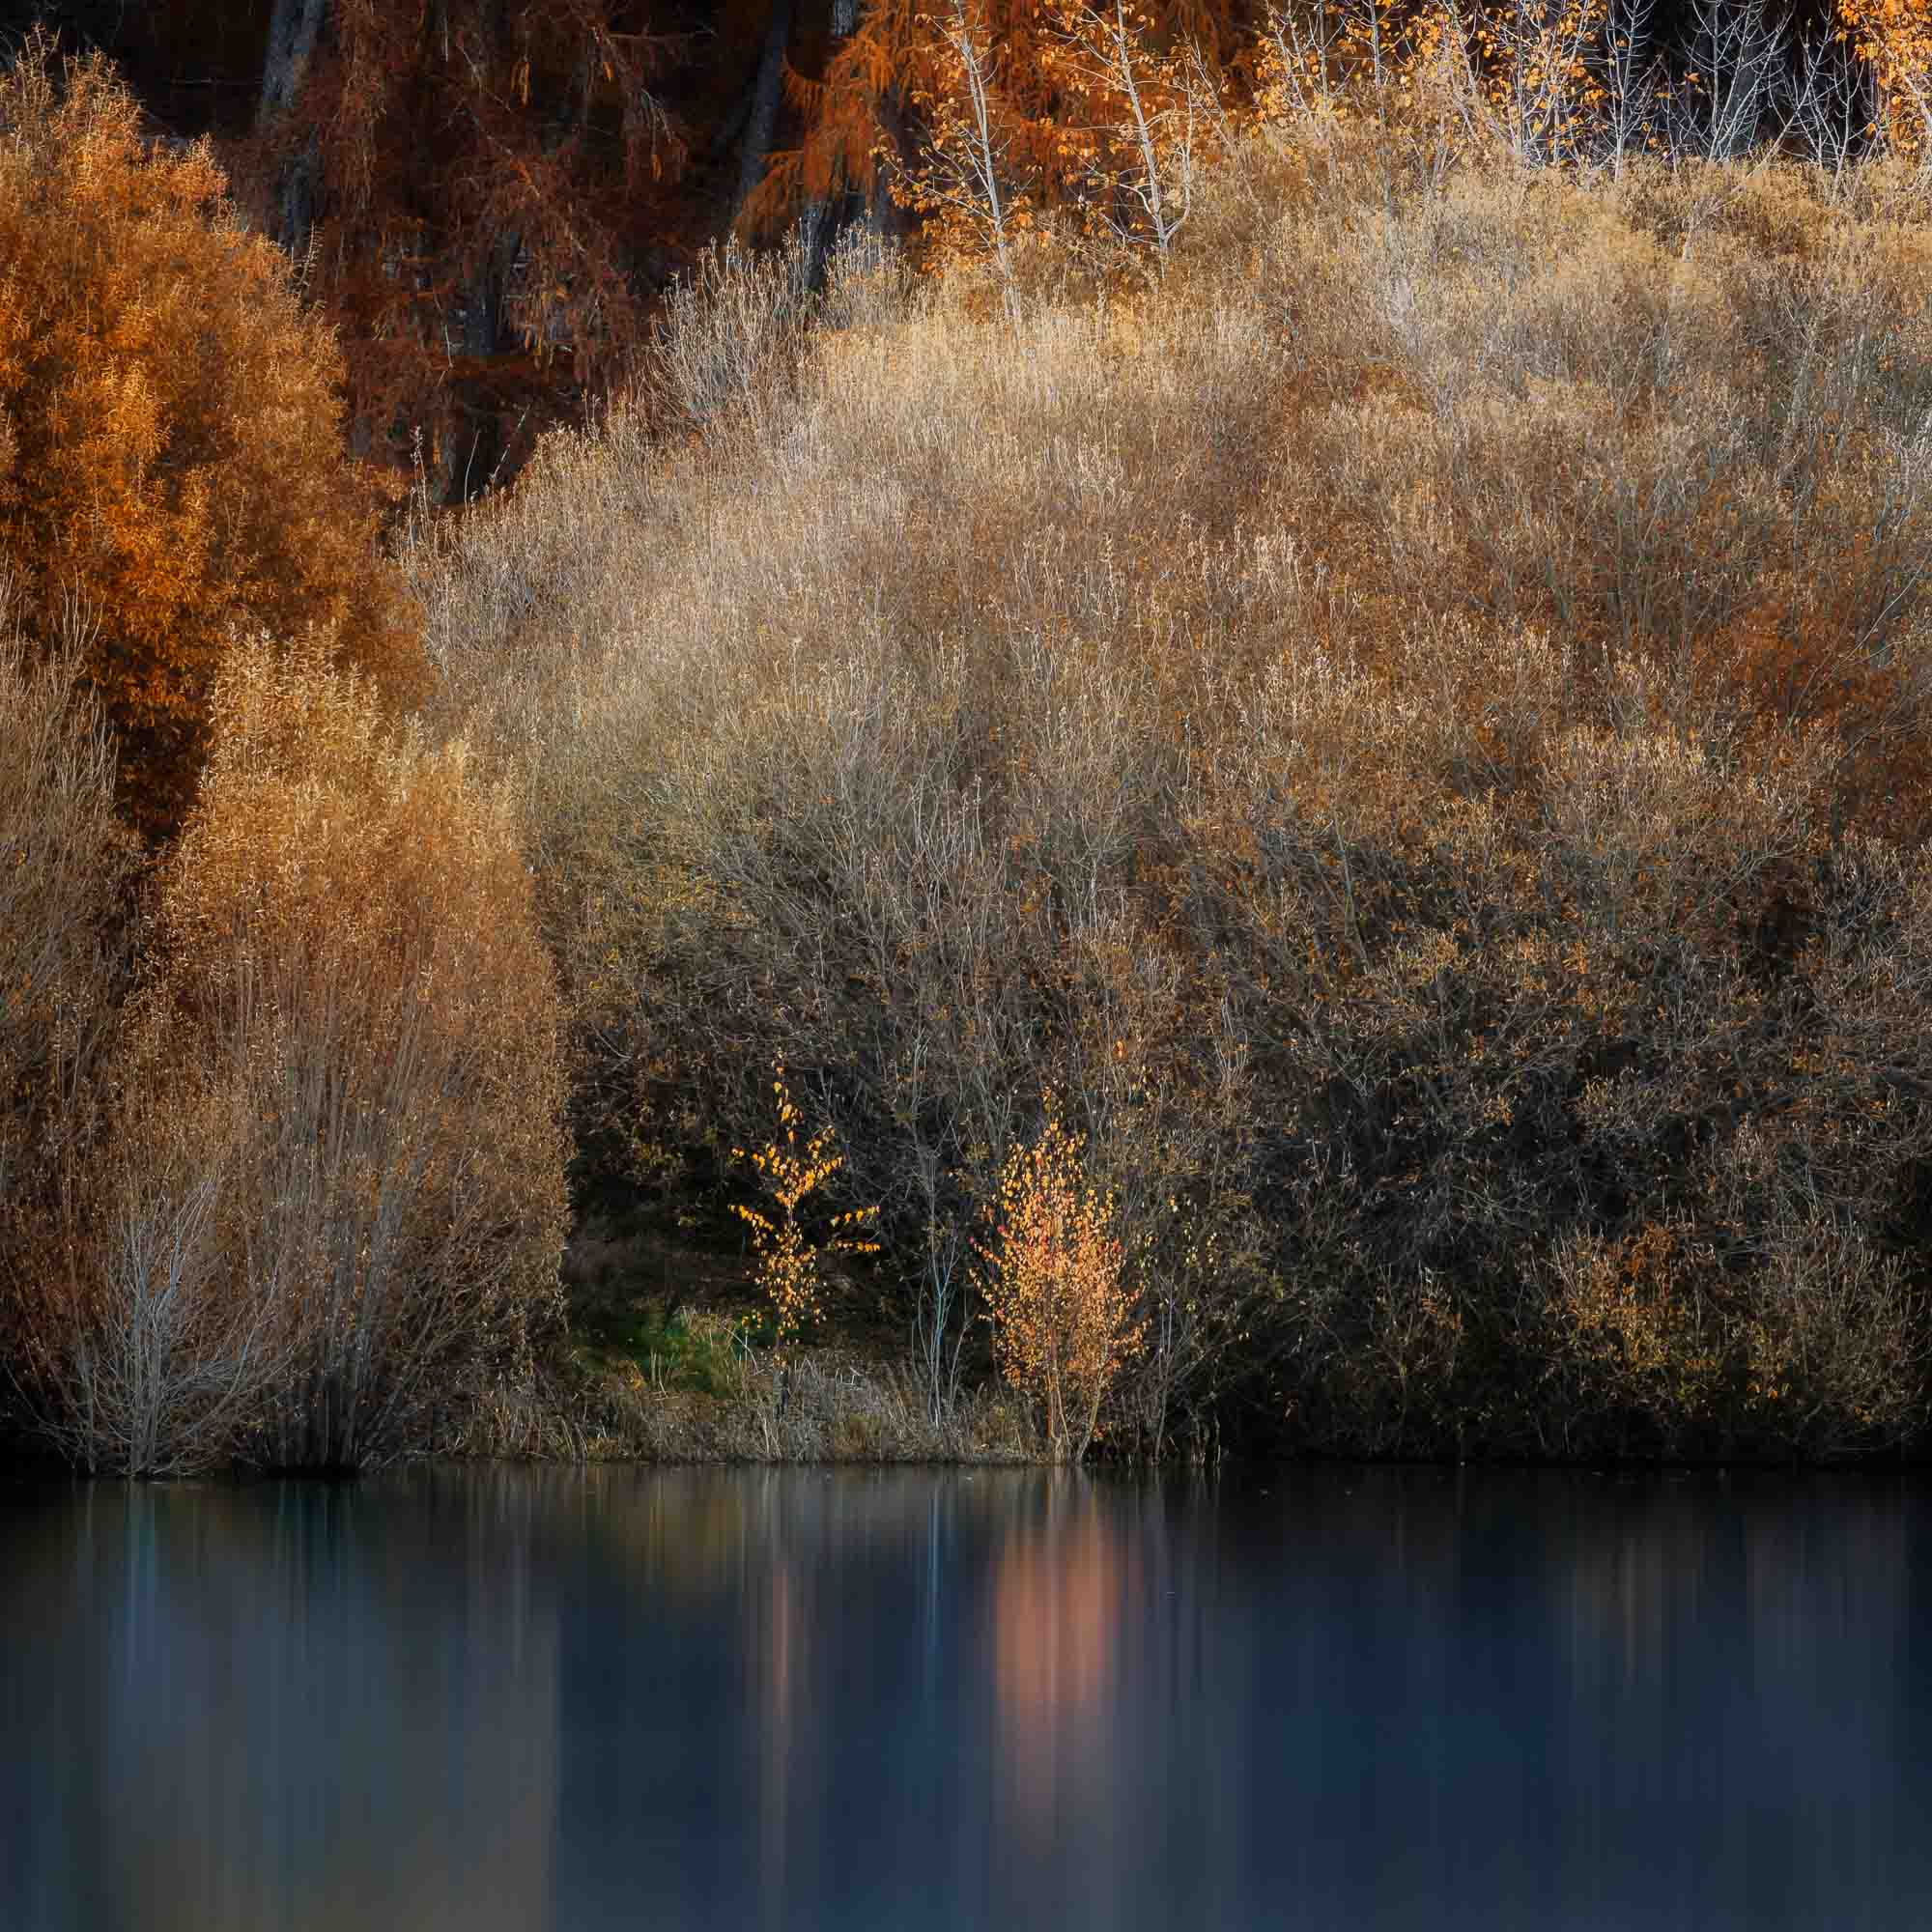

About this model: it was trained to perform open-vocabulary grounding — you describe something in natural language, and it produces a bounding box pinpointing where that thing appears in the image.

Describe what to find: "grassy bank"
[436,1232,1042,1464]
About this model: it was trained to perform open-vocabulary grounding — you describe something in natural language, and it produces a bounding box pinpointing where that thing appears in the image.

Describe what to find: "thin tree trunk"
[867,83,915,243]
[799,0,862,288]
[258,0,328,124]
[257,0,329,255]
[457,228,521,500]
[735,0,797,224]
[462,229,521,361]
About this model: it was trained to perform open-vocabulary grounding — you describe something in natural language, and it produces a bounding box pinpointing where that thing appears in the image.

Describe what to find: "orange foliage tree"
[0,34,424,843]
[1836,0,1932,152]
[780,2,1631,278]
[749,0,1258,244]
[869,0,1223,283]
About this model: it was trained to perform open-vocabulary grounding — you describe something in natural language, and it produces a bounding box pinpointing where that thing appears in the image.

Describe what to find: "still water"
[3,1464,1929,1931]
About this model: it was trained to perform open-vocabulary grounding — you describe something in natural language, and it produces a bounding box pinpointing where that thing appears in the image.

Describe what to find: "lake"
[3,1463,1929,1930]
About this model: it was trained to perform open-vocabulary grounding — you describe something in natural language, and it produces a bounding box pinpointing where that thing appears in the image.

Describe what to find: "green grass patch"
[575,1300,768,1397]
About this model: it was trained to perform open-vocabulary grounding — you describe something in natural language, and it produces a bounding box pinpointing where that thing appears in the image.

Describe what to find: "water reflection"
[3,1466,1930,1930]
[1,1473,560,1932]
[992,1480,1123,1835]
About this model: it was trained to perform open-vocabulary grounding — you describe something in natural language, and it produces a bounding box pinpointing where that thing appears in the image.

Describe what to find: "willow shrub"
[23,639,570,1472]
[977,1100,1144,1464]
[0,582,137,1441]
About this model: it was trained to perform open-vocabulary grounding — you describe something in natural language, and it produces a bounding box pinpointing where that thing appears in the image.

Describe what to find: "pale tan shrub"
[1253,153,1932,841]
[22,1050,281,1475]
[0,579,137,1434]
[77,636,573,1469]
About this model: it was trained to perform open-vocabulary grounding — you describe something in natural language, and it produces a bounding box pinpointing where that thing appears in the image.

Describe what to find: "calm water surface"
[3,1464,1930,1930]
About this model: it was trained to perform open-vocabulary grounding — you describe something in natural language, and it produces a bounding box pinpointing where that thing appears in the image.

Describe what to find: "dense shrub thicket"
[412,105,1932,1463]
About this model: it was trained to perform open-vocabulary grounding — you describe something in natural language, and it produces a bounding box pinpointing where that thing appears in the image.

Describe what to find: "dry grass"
[451,1317,1037,1465]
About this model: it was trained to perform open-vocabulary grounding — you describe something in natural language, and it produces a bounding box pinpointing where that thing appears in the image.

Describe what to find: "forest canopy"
[0,1,1899,496]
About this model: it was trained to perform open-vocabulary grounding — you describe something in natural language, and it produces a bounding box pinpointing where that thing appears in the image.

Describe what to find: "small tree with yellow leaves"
[1042,0,1214,261]
[887,0,1049,305]
[975,1097,1144,1462]
[733,1066,879,1350]
[884,0,1224,288]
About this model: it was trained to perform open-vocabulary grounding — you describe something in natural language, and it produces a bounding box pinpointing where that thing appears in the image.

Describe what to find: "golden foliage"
[975,1098,1143,1462]
[1837,0,1932,155]
[0,33,426,843]
[733,1065,880,1350]
[1546,1220,1721,1426]
[873,0,1239,280]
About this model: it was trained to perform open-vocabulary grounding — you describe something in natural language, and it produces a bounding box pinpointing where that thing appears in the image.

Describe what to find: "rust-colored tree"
[745,0,1257,249]
[0,33,425,843]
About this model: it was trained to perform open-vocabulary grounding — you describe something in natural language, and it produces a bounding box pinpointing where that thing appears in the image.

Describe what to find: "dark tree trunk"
[735,0,796,226]
[455,227,521,500]
[257,0,328,255]
[799,0,861,290]
[462,229,520,362]
[258,0,327,124]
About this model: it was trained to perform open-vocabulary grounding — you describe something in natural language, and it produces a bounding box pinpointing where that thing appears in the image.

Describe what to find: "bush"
[976,1099,1144,1463]
[0,33,425,842]
[0,579,137,1433]
[19,639,570,1472]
